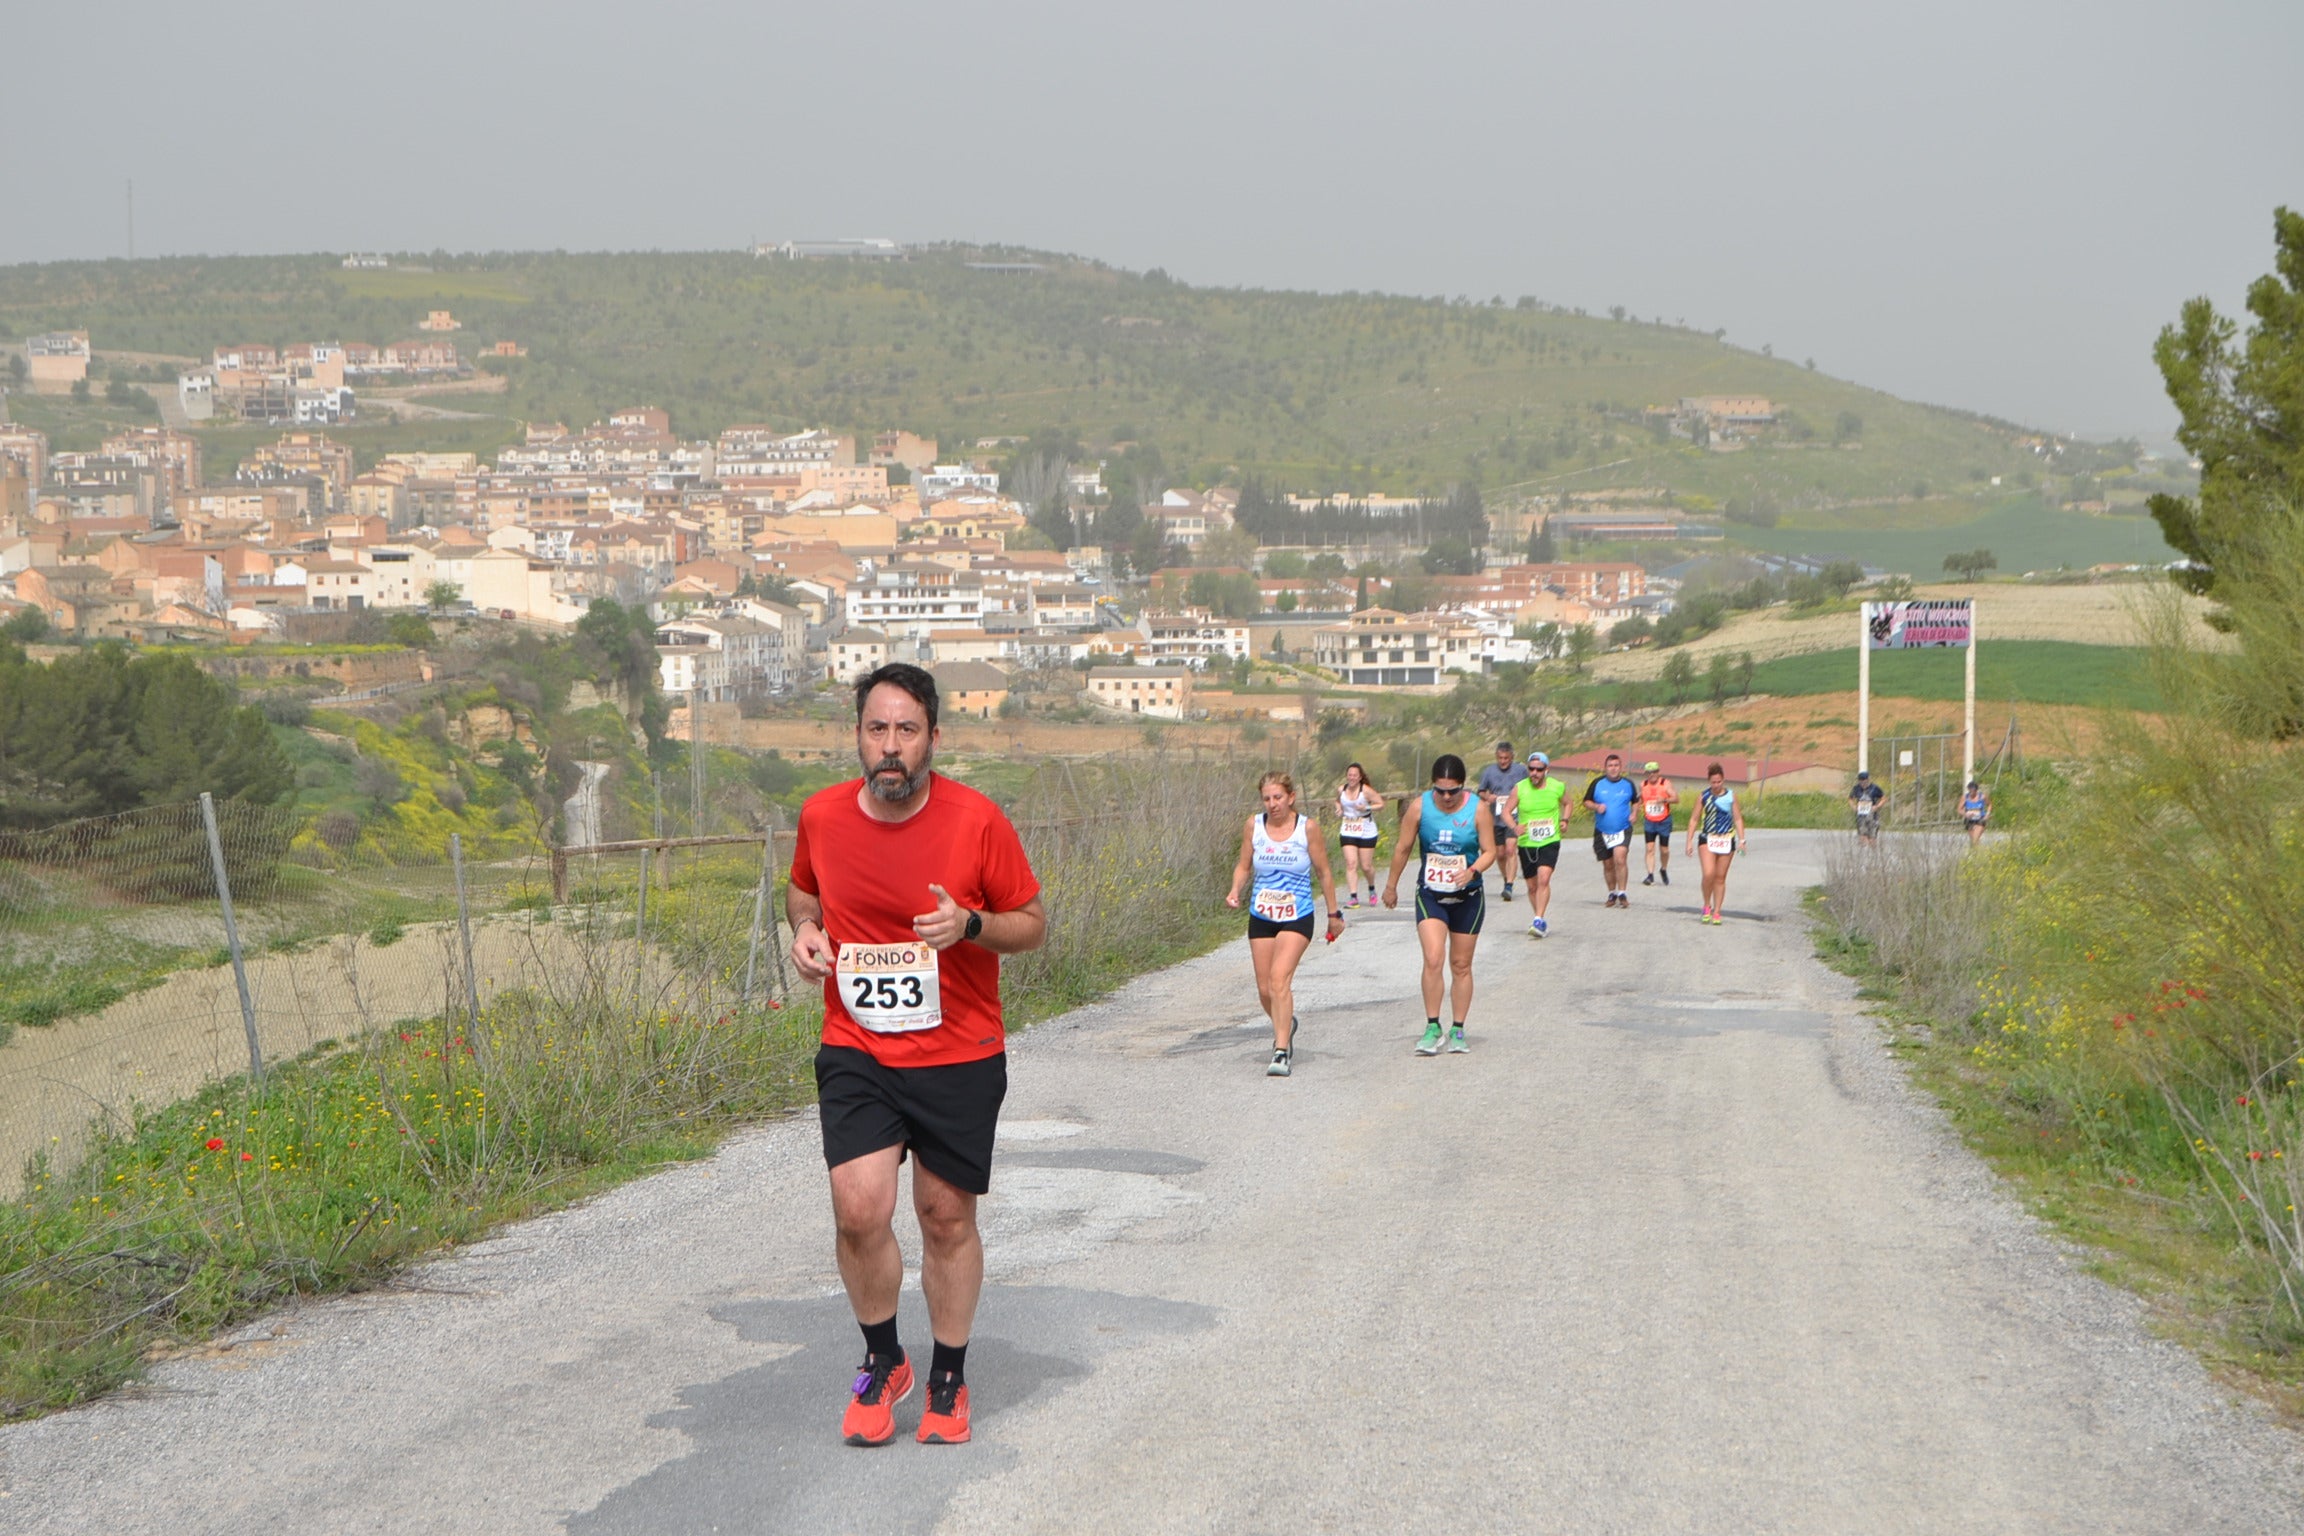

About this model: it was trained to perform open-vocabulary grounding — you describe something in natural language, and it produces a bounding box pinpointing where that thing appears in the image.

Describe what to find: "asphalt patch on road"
[1579,995,1828,1039]
[568,1285,1213,1536]
[998,1147,1206,1176]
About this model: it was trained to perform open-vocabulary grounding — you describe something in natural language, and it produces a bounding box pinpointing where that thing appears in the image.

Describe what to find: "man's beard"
[865,751,931,804]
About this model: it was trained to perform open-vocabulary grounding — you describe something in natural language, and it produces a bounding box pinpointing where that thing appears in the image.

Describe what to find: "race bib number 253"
[836,941,942,1033]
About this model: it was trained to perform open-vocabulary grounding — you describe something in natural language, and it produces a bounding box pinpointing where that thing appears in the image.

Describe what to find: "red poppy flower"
[205,1138,225,1151]
[240,1152,254,1161]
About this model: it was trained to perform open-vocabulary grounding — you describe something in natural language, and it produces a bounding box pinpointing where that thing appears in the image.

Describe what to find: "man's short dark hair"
[1496,741,1513,754]
[854,662,939,732]
[1604,752,1622,763]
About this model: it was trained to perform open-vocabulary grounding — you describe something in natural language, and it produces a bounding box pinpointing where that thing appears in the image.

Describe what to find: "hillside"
[0,247,2149,524]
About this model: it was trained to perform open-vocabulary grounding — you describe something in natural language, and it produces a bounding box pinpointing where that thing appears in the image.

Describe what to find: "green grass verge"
[1747,639,2160,710]
[1,1003,816,1419]
[1730,494,2176,573]
[1804,889,2304,1422]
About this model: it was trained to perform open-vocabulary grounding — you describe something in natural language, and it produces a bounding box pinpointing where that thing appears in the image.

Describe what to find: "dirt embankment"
[0,916,589,1198]
[1591,690,2122,773]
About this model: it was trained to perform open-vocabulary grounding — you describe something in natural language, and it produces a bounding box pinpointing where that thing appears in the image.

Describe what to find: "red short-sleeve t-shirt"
[789,773,1041,1068]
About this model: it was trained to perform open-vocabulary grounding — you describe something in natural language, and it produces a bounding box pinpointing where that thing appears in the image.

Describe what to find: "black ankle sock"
[930,1339,968,1384]
[861,1315,902,1365]
[1427,1016,1440,1028]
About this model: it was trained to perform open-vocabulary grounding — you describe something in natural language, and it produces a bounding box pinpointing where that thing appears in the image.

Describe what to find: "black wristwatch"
[963,909,984,942]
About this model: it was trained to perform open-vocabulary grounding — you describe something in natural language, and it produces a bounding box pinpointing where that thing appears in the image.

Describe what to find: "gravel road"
[4,831,2300,1534]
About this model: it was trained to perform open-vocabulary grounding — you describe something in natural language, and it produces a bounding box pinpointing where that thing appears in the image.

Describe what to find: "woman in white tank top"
[1335,761,1383,907]
[1226,769,1345,1078]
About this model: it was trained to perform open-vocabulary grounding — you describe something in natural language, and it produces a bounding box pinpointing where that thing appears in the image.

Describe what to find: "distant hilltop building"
[341,254,390,269]
[418,309,462,332]
[24,331,90,393]
[754,239,907,261]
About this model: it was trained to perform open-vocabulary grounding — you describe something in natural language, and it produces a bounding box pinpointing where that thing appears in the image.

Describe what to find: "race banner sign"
[1864,599,1973,650]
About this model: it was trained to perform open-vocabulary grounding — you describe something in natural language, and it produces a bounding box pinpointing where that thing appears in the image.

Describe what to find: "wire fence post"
[636,847,649,945]
[450,832,481,1036]
[742,830,772,1005]
[199,792,264,1086]
[766,811,791,998]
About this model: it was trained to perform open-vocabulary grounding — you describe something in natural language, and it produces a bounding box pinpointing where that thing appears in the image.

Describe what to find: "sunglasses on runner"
[1431,782,1466,798]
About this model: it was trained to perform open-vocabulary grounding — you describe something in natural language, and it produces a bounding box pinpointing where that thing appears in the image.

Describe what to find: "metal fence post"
[451,833,482,1033]
[742,830,772,1005]
[636,847,649,945]
[199,792,264,1085]
[766,812,791,998]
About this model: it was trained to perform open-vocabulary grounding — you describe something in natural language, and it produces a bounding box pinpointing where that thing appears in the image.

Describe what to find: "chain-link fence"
[0,788,795,1196]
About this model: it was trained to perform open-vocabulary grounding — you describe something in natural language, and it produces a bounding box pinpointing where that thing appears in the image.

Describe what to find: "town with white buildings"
[2,327,1684,720]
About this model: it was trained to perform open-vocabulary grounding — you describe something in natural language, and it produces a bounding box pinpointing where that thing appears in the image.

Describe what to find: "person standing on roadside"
[1383,754,1499,1056]
[1227,769,1345,1077]
[1850,769,1885,845]
[1507,750,1571,938]
[788,663,1048,1449]
[1638,760,1677,888]
[1336,762,1383,907]
[1582,753,1639,908]
[1476,742,1529,901]
[1686,761,1747,924]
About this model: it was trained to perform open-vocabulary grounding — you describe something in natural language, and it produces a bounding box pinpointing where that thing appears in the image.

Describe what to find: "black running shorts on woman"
[815,1044,1008,1195]
[1413,885,1486,934]
[1247,912,1317,941]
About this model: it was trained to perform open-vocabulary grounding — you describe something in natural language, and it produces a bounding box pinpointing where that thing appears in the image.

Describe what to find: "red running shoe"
[915,1371,971,1444]
[841,1354,914,1446]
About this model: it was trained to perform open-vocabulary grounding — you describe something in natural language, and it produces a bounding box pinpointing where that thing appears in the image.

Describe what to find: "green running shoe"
[1415,1023,1443,1056]
[1447,1027,1470,1054]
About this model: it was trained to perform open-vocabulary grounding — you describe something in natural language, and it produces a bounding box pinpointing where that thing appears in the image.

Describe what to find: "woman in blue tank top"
[1683,760,1747,925]
[1380,754,1500,1056]
[1226,770,1344,1077]
[1961,779,1991,846]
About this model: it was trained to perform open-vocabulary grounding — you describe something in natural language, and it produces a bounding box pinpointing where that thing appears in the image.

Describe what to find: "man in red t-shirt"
[787,663,1045,1449]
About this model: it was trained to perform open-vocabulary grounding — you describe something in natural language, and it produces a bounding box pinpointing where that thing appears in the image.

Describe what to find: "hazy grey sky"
[9,1,2298,438]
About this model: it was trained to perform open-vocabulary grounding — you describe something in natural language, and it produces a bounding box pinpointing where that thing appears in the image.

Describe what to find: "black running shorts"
[1248,912,1316,941]
[814,1044,1008,1196]
[1338,835,1378,849]
[1413,886,1485,934]
[1516,842,1561,878]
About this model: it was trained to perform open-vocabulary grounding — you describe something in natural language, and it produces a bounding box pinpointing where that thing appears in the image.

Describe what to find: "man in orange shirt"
[789,663,1048,1448]
[1638,760,1677,887]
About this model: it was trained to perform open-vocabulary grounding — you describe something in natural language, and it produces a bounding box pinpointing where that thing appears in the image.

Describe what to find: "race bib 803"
[836,941,942,1033]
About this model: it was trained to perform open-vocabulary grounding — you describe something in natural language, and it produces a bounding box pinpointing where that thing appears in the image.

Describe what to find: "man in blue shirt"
[1582,753,1640,908]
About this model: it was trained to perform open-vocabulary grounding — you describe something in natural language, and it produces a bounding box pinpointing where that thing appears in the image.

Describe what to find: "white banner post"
[1963,604,1978,785]
[1857,604,1873,774]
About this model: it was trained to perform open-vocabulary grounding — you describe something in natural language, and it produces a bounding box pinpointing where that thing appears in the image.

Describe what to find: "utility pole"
[126,179,134,260]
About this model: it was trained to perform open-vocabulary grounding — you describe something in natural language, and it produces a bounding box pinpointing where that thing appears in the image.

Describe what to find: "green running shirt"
[1512,776,1570,848]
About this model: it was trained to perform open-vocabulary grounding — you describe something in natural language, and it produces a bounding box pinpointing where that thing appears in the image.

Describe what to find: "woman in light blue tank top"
[1226,770,1344,1077]
[1379,754,1500,1055]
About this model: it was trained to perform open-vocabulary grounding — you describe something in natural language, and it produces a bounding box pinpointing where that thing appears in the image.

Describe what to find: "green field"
[1747,640,2160,709]
[0,248,2094,511]
[1730,494,2176,574]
